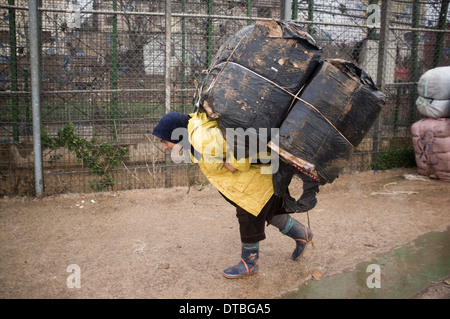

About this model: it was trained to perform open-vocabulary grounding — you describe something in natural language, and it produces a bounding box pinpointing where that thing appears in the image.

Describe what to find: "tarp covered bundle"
[194,20,384,212]
[196,20,322,158]
[270,59,384,184]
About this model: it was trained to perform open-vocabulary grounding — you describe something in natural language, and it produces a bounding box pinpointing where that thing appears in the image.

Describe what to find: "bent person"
[152,111,314,279]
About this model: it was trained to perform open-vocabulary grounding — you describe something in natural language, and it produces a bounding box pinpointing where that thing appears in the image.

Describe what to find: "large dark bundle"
[299,59,384,147]
[270,59,384,211]
[193,21,383,213]
[196,20,322,158]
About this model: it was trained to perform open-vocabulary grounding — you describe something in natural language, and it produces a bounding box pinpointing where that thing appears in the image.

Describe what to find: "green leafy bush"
[371,145,416,170]
[42,123,127,191]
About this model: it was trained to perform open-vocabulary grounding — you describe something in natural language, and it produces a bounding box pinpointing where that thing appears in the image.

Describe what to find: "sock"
[242,242,259,250]
[270,214,293,233]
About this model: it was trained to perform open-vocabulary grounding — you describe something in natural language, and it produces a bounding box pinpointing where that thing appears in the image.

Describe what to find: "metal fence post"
[165,0,172,114]
[247,0,253,25]
[282,0,292,20]
[433,0,449,68]
[182,0,187,111]
[8,0,19,142]
[376,0,391,92]
[206,0,213,67]
[112,0,118,140]
[28,0,43,197]
[367,0,378,40]
[308,0,314,37]
[165,0,172,188]
[409,0,421,124]
[372,0,391,164]
[292,0,298,20]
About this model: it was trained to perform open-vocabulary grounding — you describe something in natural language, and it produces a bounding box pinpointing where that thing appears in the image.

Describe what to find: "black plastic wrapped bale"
[270,59,384,188]
[202,61,294,131]
[196,20,322,158]
[300,59,384,147]
[210,20,320,93]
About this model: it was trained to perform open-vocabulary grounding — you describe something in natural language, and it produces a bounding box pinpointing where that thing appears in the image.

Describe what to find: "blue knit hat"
[152,112,190,144]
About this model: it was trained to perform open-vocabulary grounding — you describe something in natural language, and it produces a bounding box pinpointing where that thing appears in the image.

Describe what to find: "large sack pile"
[412,66,450,182]
[195,20,384,212]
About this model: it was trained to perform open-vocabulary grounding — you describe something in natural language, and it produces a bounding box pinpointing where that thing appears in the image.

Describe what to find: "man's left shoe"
[281,218,313,260]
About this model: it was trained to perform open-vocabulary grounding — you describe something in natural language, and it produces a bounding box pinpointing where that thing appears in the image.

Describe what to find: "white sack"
[416,96,450,118]
[417,66,450,100]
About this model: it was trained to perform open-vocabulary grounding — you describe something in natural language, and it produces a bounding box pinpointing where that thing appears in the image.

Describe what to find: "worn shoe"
[281,218,313,260]
[223,243,259,279]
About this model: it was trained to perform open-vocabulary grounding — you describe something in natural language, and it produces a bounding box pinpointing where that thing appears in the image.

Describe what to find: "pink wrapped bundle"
[411,118,450,181]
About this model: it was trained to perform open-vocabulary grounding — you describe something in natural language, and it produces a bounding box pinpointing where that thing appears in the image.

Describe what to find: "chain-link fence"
[0,0,449,196]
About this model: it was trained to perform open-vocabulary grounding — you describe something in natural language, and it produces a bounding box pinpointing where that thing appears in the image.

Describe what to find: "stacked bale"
[412,66,450,181]
[196,20,322,158]
[195,20,384,211]
[269,59,383,184]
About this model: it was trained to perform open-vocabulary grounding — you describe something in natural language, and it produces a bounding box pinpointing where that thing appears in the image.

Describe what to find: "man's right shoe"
[223,243,259,279]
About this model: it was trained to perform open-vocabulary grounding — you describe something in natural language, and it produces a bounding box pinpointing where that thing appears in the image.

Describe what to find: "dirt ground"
[0,167,449,299]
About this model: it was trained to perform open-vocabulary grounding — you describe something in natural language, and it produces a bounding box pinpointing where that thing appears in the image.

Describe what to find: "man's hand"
[224,162,237,173]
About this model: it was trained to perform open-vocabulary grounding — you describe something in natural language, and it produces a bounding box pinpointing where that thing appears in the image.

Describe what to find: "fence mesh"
[0,0,449,196]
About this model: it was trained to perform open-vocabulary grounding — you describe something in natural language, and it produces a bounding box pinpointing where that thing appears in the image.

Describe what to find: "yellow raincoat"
[187,112,273,216]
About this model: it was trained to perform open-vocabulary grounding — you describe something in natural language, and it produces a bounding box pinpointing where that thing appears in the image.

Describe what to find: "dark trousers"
[221,193,288,243]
